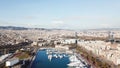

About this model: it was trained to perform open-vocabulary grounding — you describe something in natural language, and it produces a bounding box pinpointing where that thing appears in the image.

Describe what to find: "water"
[31,49,70,68]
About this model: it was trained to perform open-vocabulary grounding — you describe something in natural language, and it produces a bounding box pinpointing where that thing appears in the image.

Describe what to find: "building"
[55,45,69,50]
[61,39,77,44]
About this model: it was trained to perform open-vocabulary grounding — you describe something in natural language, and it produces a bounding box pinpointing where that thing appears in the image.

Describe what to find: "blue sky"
[0,0,120,29]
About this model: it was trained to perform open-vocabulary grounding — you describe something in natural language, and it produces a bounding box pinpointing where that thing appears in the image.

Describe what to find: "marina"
[31,48,90,68]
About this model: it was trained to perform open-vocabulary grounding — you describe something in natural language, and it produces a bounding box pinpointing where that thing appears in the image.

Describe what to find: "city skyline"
[0,0,120,29]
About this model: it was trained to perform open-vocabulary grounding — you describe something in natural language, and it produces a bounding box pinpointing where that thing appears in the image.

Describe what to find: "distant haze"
[0,0,120,29]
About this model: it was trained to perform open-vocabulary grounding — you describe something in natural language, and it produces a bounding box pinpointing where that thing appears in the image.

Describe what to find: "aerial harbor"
[0,0,120,68]
[1,27,120,68]
[31,48,90,68]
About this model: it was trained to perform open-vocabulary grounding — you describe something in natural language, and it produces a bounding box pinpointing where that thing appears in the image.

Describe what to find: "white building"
[31,42,37,46]
[38,42,46,47]
[61,39,77,44]
[117,44,120,51]
[6,58,19,67]
[117,59,120,65]
[55,45,69,50]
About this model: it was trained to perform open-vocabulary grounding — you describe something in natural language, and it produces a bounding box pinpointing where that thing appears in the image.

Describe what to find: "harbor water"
[31,49,70,68]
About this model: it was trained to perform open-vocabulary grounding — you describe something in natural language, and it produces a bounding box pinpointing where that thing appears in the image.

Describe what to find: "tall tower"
[108,31,114,44]
[75,32,77,38]
[75,32,78,45]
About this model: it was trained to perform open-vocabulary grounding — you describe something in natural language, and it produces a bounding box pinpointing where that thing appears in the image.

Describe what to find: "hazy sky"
[0,0,120,29]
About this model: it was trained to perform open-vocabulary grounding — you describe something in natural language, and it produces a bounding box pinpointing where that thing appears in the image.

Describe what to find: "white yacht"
[53,54,58,58]
[58,55,63,59]
[48,55,52,61]
[67,61,80,67]
[69,55,79,62]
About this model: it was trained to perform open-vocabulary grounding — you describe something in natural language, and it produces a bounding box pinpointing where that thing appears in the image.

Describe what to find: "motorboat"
[48,55,52,61]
